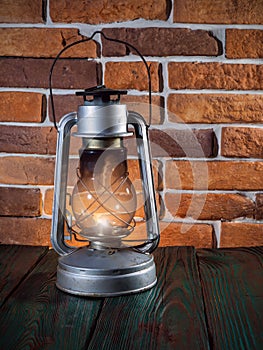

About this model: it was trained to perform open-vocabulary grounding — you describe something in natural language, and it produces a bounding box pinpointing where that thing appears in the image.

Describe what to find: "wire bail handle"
[49,30,152,131]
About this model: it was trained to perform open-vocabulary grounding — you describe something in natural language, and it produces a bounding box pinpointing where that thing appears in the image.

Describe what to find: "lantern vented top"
[76,85,127,105]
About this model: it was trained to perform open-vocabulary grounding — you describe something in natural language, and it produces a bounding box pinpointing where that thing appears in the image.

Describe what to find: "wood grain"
[87,247,209,350]
[0,244,48,307]
[1,245,262,350]
[0,249,103,350]
[197,246,263,350]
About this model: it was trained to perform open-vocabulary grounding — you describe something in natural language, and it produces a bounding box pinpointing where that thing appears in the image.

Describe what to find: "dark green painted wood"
[0,249,103,350]
[87,247,210,350]
[0,244,48,307]
[197,246,263,350]
[1,245,262,350]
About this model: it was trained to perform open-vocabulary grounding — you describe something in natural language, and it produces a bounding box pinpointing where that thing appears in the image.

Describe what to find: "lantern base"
[56,246,157,297]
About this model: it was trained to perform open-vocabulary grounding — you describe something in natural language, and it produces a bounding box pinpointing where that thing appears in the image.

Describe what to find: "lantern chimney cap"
[76,85,127,104]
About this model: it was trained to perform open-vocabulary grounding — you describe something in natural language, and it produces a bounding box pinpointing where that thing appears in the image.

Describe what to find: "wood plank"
[0,244,48,306]
[197,246,263,350]
[0,249,103,350]
[87,247,210,350]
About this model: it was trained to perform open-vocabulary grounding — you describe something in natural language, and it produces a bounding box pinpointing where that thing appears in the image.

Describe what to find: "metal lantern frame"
[49,31,160,296]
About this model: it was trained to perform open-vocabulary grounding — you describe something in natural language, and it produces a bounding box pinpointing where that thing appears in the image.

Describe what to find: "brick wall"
[0,0,262,248]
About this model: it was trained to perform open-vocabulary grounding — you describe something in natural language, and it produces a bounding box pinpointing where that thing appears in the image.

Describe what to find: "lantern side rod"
[49,31,152,131]
[51,112,78,255]
[127,111,160,254]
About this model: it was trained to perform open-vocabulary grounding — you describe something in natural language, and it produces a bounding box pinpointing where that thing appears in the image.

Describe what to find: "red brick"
[102,28,221,56]
[0,157,55,185]
[167,94,263,124]
[0,58,102,89]
[165,193,255,220]
[105,62,162,92]
[44,188,53,215]
[0,187,42,217]
[174,0,263,24]
[256,194,263,220]
[220,223,263,248]
[0,217,51,246]
[221,127,263,158]
[226,29,263,59]
[127,159,161,191]
[121,95,164,125]
[159,222,215,248]
[50,0,169,24]
[166,161,263,190]
[149,128,217,158]
[49,94,84,123]
[0,0,43,23]
[0,126,57,155]
[168,62,263,90]
[0,28,98,58]
[0,92,45,123]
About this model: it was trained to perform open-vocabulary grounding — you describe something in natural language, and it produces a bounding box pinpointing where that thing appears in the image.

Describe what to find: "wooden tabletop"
[0,245,262,350]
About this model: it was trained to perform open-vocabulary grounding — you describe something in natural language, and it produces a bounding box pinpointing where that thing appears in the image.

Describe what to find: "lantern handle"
[49,30,152,131]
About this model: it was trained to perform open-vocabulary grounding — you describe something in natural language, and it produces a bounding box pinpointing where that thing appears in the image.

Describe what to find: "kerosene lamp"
[49,32,160,296]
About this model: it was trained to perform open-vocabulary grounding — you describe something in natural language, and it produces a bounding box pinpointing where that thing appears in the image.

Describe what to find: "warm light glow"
[71,145,137,243]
